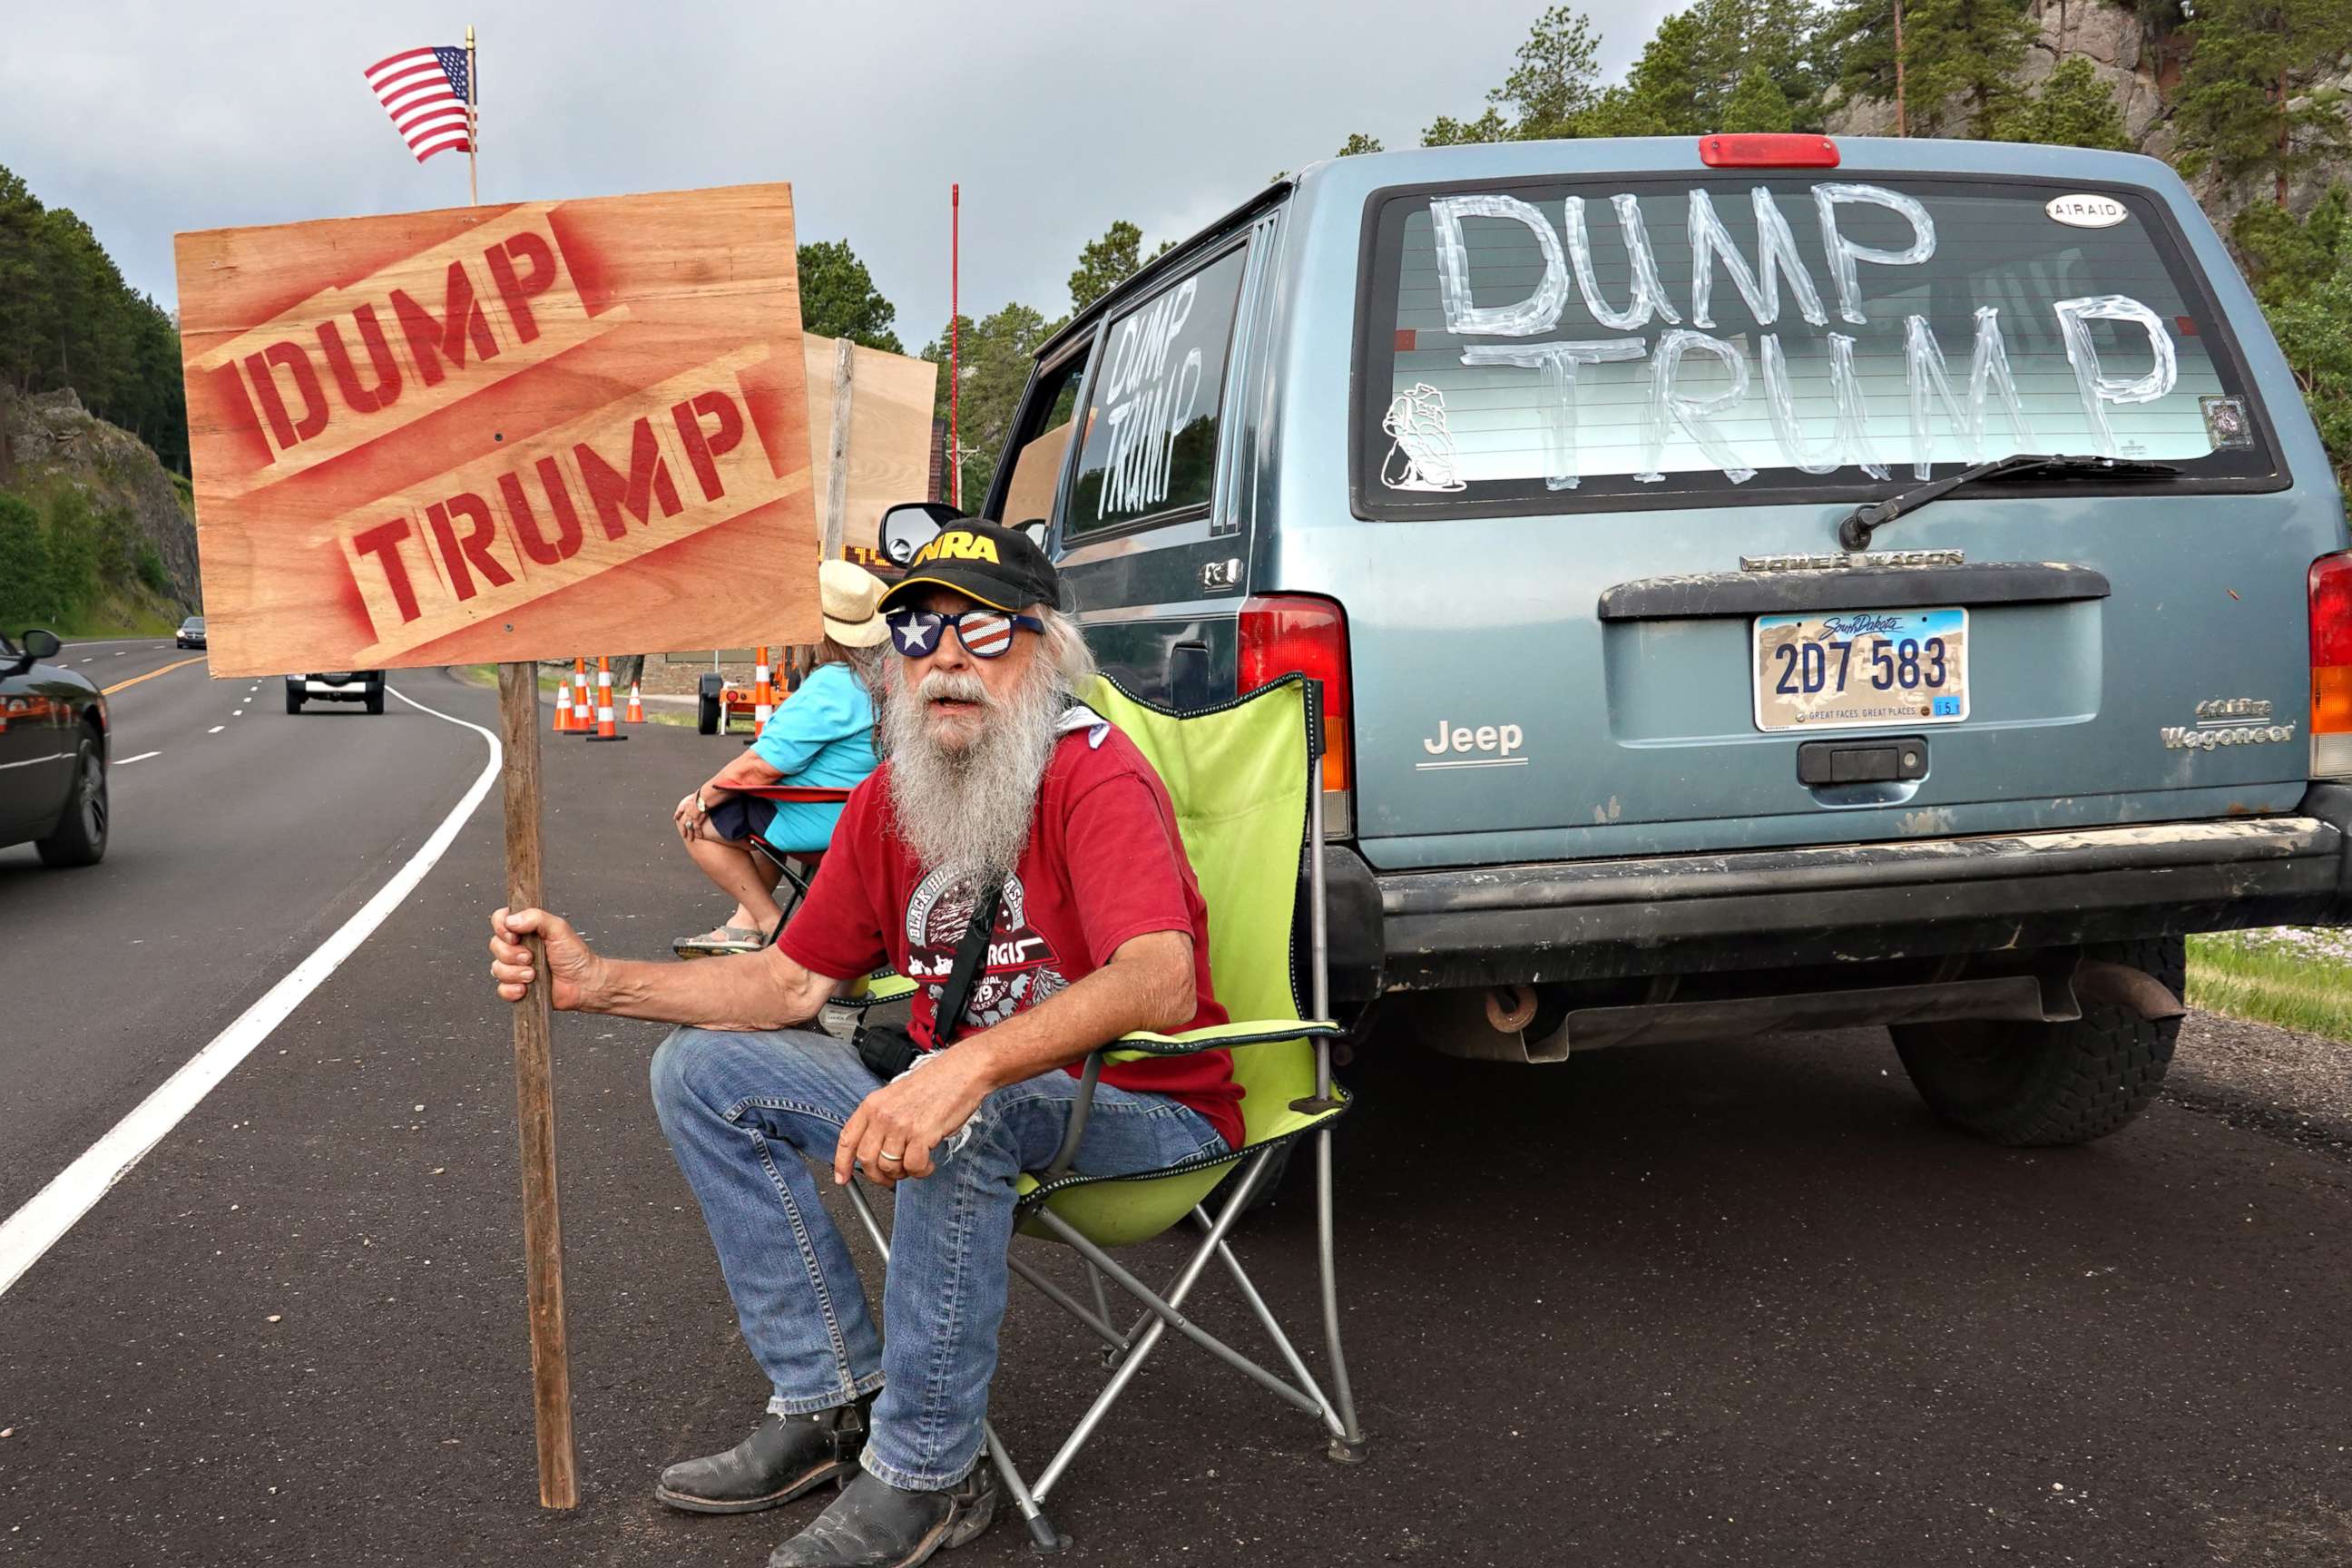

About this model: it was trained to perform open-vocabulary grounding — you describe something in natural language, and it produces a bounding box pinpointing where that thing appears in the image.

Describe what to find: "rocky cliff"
[1825,0,2351,231]
[0,385,200,609]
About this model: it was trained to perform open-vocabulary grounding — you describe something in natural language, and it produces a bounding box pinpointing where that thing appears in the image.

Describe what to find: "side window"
[1066,246,1248,535]
[994,346,1092,533]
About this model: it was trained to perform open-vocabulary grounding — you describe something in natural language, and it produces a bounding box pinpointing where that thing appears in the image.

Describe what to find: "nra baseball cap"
[877,517,1061,615]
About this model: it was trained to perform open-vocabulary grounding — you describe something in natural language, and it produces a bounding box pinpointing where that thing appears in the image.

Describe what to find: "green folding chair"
[840,671,1366,1551]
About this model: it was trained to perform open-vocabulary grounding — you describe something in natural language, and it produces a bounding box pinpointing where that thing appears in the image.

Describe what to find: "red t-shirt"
[779,725,1243,1151]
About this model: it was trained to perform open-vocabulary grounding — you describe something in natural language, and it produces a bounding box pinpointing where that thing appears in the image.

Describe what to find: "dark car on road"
[286,671,385,714]
[175,616,206,649]
[1,629,109,867]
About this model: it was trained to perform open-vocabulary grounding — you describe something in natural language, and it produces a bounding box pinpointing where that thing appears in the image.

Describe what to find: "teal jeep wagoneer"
[888,133,2352,1149]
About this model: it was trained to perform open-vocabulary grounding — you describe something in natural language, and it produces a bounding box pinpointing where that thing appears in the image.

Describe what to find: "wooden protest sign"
[800,333,943,558]
[173,181,820,1511]
[174,182,820,678]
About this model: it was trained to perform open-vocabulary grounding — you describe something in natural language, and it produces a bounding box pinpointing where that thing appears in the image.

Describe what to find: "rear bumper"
[1366,802,2352,993]
[292,674,379,700]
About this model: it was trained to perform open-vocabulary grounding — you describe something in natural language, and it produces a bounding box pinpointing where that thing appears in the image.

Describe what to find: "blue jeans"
[649,1026,1229,1490]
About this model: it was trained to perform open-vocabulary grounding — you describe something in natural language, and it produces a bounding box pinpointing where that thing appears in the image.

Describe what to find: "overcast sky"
[2,0,1680,346]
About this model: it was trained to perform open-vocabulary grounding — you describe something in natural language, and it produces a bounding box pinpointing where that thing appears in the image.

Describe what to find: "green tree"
[1070,220,1146,312]
[2237,184,2352,308]
[0,168,53,396]
[1720,64,1798,130]
[0,492,51,628]
[1336,132,1385,155]
[2238,187,2352,479]
[1825,0,2036,137]
[1576,85,1677,136]
[2174,0,2352,207]
[2266,241,2352,483]
[43,489,102,618]
[922,302,1057,507]
[1419,5,1602,144]
[135,542,168,595]
[1494,5,1604,136]
[1617,0,1828,133]
[1611,10,1710,132]
[796,239,903,353]
[1421,108,1512,145]
[0,162,191,474]
[1993,56,2129,150]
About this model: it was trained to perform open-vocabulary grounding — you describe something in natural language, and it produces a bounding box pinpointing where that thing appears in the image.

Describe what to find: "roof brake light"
[1698,133,1840,169]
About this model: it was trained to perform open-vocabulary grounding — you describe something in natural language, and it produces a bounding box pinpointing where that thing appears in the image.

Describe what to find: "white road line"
[59,637,168,648]
[0,681,500,1298]
[116,750,162,765]
[233,710,245,718]
[207,725,224,734]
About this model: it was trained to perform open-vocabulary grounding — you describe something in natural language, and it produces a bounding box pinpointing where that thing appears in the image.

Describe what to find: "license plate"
[1751,607,1970,732]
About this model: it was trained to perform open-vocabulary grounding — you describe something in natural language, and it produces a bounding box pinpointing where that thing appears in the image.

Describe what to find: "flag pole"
[468,19,582,1513]
[465,25,479,205]
[948,182,960,510]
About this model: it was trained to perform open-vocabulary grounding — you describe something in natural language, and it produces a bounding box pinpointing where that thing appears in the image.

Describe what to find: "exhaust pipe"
[1484,984,1539,1034]
[2072,959,2188,1020]
[1410,985,1570,1064]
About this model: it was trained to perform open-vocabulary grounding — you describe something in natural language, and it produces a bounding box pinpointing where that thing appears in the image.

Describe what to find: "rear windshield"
[1356,174,2279,514]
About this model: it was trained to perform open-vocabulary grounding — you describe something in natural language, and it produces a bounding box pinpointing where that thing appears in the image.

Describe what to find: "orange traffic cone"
[743,645,775,750]
[571,657,593,735]
[624,682,646,724]
[588,655,628,742]
[553,665,574,732]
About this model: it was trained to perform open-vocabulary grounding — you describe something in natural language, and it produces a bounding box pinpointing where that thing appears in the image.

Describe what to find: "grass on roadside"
[47,586,188,640]
[2187,929,2352,1043]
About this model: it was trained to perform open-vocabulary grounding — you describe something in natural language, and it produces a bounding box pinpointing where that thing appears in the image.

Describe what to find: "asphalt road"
[0,643,489,1221]
[3,682,2348,1567]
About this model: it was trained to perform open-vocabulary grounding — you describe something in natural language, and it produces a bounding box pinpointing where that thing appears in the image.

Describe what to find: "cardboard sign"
[174,183,818,678]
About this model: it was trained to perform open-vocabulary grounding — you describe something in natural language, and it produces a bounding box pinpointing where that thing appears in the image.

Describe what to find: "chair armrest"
[838,972,918,1009]
[736,785,854,804]
[1103,1017,1344,1059]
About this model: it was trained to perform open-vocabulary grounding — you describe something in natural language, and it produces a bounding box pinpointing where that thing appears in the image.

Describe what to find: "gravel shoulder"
[2165,1008,2352,1161]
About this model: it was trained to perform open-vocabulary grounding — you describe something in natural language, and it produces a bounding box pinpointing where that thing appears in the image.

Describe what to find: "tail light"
[1239,593,1354,821]
[2310,552,2352,777]
[1698,133,1839,169]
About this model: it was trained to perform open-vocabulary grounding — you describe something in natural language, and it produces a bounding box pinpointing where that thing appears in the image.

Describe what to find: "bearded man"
[486,518,1240,1568]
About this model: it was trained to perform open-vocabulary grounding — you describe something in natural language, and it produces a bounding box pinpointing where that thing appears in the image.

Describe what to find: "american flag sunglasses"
[885,607,1045,660]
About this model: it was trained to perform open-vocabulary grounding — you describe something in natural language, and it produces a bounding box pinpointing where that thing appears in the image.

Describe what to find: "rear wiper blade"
[1838,453,2182,552]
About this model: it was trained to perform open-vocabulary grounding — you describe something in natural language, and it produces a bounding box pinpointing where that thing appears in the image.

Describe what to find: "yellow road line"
[103,656,204,696]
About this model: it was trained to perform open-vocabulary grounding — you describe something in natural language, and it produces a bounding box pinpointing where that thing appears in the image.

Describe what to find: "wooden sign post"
[496,661,573,1504]
[173,182,822,1507]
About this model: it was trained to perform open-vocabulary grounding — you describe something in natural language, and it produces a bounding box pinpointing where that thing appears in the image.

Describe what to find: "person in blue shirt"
[673,560,887,956]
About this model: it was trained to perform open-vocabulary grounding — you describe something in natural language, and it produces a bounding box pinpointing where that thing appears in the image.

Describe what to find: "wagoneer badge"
[2165,697,2293,750]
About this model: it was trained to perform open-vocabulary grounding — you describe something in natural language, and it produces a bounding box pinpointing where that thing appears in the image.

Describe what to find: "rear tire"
[698,693,721,735]
[286,688,305,714]
[364,682,385,715]
[34,735,107,867]
[1891,937,2184,1147]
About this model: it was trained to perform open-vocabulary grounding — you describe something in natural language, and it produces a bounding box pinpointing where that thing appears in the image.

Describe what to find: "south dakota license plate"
[1751,607,1970,732]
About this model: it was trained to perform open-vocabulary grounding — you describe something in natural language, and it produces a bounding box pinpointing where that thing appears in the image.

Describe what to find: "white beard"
[883,657,1068,882]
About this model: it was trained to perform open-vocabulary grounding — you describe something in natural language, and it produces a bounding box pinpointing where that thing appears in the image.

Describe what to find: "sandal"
[672,924,765,958]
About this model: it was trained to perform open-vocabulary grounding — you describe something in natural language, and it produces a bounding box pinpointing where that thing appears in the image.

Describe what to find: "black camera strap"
[929,877,1004,1048]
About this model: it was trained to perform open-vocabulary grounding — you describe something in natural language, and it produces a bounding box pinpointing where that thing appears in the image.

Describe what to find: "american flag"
[363,45,474,163]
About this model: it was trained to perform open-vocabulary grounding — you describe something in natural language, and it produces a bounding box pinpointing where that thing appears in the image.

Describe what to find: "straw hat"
[819,558,891,648]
